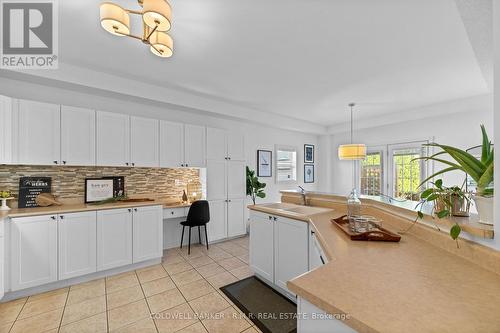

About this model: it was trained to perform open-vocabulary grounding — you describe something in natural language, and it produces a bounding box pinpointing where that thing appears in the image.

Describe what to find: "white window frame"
[359,148,384,196]
[275,144,298,184]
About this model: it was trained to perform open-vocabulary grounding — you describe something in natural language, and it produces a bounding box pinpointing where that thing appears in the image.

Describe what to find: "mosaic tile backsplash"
[0,165,201,205]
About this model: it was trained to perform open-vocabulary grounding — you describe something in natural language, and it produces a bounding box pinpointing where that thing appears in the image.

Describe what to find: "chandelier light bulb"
[149,31,173,57]
[142,0,172,32]
[100,2,130,36]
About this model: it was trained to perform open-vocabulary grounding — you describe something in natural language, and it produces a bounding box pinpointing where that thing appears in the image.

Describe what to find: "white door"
[184,124,206,167]
[130,116,159,167]
[160,121,184,167]
[227,132,245,161]
[96,111,130,167]
[274,216,308,295]
[206,200,227,242]
[206,127,227,160]
[0,95,13,164]
[249,212,274,282]
[61,106,96,166]
[16,100,60,165]
[97,208,133,271]
[227,160,246,199]
[207,159,227,200]
[227,198,246,237]
[58,212,97,280]
[133,206,163,263]
[11,215,58,291]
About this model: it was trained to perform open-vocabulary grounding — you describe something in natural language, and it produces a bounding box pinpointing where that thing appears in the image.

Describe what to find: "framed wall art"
[257,150,272,177]
[304,144,314,163]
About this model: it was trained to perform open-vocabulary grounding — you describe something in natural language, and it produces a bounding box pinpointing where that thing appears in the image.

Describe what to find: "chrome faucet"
[298,186,308,206]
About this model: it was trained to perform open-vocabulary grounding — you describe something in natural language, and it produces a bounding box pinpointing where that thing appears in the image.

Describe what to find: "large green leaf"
[477,163,494,194]
[419,166,460,188]
[425,143,485,179]
[481,124,491,164]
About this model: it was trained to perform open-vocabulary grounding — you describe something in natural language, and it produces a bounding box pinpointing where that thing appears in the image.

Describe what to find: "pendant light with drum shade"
[338,103,366,217]
[99,0,173,58]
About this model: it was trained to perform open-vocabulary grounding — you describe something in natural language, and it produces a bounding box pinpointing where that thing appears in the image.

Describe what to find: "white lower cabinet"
[309,229,328,271]
[58,212,97,280]
[11,215,58,291]
[133,206,163,262]
[207,200,227,242]
[227,199,246,238]
[297,297,357,333]
[249,212,274,282]
[97,208,133,271]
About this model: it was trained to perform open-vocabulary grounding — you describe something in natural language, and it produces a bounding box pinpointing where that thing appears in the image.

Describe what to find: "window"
[391,148,425,201]
[276,145,297,183]
[360,152,383,196]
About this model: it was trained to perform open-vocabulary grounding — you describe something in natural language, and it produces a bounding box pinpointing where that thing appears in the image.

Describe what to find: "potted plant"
[416,125,493,225]
[246,166,266,205]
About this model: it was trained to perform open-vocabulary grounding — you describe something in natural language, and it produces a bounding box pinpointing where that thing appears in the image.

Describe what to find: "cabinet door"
[133,206,163,263]
[227,132,245,161]
[184,124,206,167]
[11,215,58,291]
[309,229,327,271]
[61,106,95,166]
[0,95,13,164]
[249,212,274,282]
[97,208,133,271]
[159,121,184,167]
[274,216,309,294]
[206,200,227,242]
[227,160,246,199]
[58,211,97,280]
[96,111,130,167]
[207,159,227,200]
[206,127,227,160]
[16,100,60,165]
[227,198,246,238]
[131,116,159,167]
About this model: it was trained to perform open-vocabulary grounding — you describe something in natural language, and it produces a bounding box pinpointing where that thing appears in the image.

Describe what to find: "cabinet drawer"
[163,208,187,219]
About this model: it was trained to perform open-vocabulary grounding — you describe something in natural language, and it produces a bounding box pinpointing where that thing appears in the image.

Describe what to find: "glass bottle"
[347,188,362,218]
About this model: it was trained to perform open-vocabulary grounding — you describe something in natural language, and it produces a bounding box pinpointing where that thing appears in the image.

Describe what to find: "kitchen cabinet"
[97,208,133,271]
[15,100,60,165]
[160,120,184,167]
[0,95,13,164]
[227,198,246,238]
[184,124,206,167]
[206,127,245,161]
[227,160,246,199]
[58,211,97,280]
[207,200,227,242]
[309,229,327,271]
[133,206,163,262]
[130,116,159,167]
[0,222,5,299]
[227,131,245,161]
[11,215,58,291]
[96,111,130,167]
[249,211,274,282]
[207,159,227,200]
[297,297,357,333]
[61,106,96,166]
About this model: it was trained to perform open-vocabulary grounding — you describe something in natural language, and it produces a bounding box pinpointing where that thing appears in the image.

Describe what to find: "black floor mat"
[220,276,297,333]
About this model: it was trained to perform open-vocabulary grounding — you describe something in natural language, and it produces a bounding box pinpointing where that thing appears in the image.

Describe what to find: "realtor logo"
[1,0,58,69]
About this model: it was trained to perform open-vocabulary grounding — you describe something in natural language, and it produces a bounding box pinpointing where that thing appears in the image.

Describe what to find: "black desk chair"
[180,200,210,255]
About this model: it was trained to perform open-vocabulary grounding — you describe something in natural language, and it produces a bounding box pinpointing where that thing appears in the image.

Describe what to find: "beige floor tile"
[205,249,233,261]
[217,257,246,271]
[106,272,140,294]
[178,279,215,301]
[0,322,13,333]
[154,302,197,333]
[110,317,157,333]
[26,287,69,303]
[106,270,136,281]
[223,246,248,257]
[136,264,168,284]
[107,298,151,331]
[188,292,230,317]
[179,247,205,259]
[18,293,67,319]
[67,281,105,305]
[146,288,185,314]
[229,265,254,280]
[195,263,227,279]
[242,327,260,333]
[202,307,251,333]
[162,253,186,265]
[187,255,215,268]
[10,307,63,333]
[171,269,203,287]
[232,237,249,249]
[177,321,208,333]
[214,242,240,252]
[59,312,107,333]
[106,285,144,310]
[71,278,105,291]
[141,276,177,297]
[61,295,106,326]
[163,260,193,275]
[0,298,27,325]
[206,272,238,289]
[237,254,249,264]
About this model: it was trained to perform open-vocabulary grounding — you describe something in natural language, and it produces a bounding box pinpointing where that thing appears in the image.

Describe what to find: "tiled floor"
[0,236,261,333]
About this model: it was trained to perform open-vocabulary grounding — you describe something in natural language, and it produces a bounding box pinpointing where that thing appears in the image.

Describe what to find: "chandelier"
[100,0,173,58]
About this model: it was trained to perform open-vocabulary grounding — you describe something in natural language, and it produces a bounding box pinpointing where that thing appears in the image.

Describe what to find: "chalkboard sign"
[103,176,125,197]
[18,177,52,208]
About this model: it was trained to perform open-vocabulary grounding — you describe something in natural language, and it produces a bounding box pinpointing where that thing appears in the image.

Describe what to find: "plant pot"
[0,197,13,211]
[473,195,494,225]
[451,194,470,217]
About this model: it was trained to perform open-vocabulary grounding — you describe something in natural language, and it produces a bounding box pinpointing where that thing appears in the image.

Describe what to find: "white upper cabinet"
[227,131,245,161]
[206,127,227,160]
[184,124,206,167]
[159,120,184,167]
[96,111,130,167]
[15,100,61,165]
[61,106,96,166]
[227,160,246,199]
[0,95,13,164]
[130,116,159,167]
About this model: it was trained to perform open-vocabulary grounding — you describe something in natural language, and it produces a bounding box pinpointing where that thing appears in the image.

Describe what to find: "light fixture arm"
[349,102,355,144]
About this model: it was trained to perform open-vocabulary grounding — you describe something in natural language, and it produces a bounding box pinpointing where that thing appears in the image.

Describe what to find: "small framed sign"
[304,164,315,183]
[18,177,52,208]
[85,178,114,203]
[257,150,272,177]
[304,144,314,163]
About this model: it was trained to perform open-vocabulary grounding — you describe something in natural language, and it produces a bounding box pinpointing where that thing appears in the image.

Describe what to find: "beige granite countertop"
[248,201,500,333]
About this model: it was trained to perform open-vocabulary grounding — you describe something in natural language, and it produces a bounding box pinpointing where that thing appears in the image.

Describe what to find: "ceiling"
[2,0,491,133]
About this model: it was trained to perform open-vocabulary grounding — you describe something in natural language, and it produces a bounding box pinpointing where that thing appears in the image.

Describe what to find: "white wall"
[493,0,500,251]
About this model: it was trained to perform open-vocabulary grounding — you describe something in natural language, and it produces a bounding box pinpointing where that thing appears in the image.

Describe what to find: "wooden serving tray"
[331,215,401,242]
